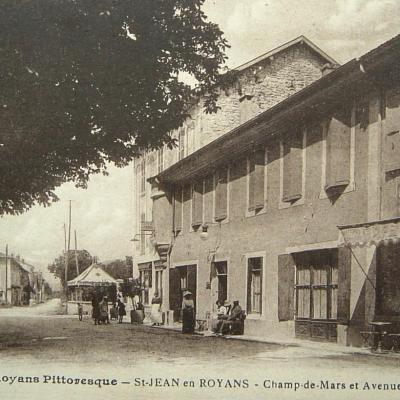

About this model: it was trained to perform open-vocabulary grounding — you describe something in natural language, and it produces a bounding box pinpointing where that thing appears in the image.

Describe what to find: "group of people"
[79,290,240,336]
[86,294,126,325]
[212,299,245,335]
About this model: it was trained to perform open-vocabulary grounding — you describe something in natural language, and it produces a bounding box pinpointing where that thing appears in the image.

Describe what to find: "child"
[77,302,83,321]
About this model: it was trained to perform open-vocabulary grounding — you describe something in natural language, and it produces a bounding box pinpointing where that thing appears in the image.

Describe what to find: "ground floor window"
[155,269,163,300]
[295,250,338,321]
[247,257,263,314]
[213,261,228,305]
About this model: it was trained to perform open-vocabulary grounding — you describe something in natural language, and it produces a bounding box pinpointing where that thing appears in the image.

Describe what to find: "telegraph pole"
[74,229,79,276]
[64,200,72,295]
[5,244,8,305]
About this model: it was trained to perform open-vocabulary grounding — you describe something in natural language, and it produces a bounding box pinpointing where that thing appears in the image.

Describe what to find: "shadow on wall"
[347,247,376,347]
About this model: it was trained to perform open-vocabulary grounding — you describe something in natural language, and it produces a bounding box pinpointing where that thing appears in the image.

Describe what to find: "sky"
[0,0,399,288]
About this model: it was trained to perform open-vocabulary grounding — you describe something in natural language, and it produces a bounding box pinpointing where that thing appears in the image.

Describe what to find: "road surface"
[0,300,399,400]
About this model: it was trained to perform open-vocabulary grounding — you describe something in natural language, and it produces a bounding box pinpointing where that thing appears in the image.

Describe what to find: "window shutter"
[247,261,252,313]
[192,181,203,227]
[325,108,351,190]
[203,175,214,224]
[278,254,295,321]
[173,186,182,233]
[384,87,400,173]
[248,157,255,211]
[182,184,191,231]
[337,246,352,323]
[215,168,228,221]
[254,149,265,209]
[282,131,303,202]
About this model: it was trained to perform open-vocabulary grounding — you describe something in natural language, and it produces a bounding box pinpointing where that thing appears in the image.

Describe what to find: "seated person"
[212,300,230,333]
[221,300,246,335]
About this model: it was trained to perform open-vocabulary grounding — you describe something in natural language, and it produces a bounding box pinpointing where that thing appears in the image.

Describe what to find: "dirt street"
[0,300,400,400]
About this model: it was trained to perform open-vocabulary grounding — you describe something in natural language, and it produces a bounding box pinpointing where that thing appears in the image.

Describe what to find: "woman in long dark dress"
[182,291,195,334]
[91,294,100,325]
[117,299,126,324]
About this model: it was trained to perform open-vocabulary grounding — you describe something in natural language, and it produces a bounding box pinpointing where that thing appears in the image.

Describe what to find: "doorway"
[169,264,197,322]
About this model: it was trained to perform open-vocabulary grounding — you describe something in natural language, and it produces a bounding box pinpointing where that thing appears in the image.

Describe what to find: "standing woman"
[182,291,195,334]
[91,293,100,325]
[150,292,162,326]
[117,298,126,324]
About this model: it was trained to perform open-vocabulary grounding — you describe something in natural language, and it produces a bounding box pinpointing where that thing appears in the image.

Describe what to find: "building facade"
[133,33,400,346]
[132,36,336,320]
[0,253,44,306]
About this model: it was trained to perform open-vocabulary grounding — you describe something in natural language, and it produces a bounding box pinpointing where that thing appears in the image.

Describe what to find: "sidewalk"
[145,322,400,359]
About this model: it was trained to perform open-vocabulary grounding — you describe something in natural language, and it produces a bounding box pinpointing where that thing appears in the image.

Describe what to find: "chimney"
[321,63,338,76]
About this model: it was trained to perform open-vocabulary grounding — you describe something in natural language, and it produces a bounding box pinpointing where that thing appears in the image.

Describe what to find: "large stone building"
[133,33,400,346]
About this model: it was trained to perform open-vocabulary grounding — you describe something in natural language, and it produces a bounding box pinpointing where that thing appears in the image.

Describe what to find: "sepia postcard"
[1,1,400,399]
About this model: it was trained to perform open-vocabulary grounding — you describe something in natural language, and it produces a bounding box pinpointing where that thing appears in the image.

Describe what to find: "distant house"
[0,253,42,306]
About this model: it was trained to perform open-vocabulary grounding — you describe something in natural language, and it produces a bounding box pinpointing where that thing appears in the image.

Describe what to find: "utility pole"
[5,244,8,305]
[74,230,79,276]
[64,200,72,296]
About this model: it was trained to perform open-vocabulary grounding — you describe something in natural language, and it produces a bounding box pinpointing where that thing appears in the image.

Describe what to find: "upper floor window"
[203,175,214,225]
[178,128,186,160]
[140,159,146,195]
[320,104,356,198]
[215,168,228,222]
[173,185,183,234]
[192,180,203,228]
[384,86,400,173]
[248,148,266,213]
[157,147,164,174]
[281,129,304,204]
[325,107,352,192]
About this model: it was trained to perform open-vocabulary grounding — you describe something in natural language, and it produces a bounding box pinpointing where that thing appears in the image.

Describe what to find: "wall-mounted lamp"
[200,224,208,240]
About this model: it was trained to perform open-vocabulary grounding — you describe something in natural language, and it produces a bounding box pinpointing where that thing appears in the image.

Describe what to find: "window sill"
[278,196,304,210]
[282,194,302,203]
[246,313,262,320]
[319,181,355,200]
[245,207,266,218]
[214,217,229,225]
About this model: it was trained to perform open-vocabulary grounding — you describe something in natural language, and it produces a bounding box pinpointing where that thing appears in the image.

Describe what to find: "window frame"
[214,167,229,223]
[319,103,356,199]
[140,158,146,195]
[246,147,268,217]
[295,261,338,321]
[279,128,307,209]
[157,146,164,174]
[245,252,266,318]
[173,186,183,235]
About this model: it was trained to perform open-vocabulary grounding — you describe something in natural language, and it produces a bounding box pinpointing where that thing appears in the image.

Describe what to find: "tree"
[48,249,92,288]
[101,258,132,280]
[0,0,229,215]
